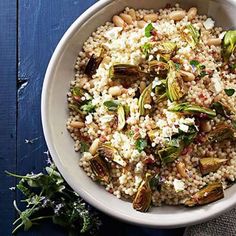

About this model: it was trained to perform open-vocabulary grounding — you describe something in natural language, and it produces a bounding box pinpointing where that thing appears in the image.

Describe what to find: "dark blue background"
[0,1,184,235]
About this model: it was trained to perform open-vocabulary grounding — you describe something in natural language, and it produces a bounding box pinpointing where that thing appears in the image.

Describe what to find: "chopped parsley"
[145,23,154,37]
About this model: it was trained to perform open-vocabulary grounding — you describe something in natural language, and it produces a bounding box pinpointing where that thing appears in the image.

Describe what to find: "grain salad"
[66,4,236,212]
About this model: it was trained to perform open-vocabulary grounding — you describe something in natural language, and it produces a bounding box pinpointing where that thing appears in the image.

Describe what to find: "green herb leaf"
[175,63,180,70]
[190,60,200,67]
[224,88,235,96]
[80,141,89,152]
[145,23,154,37]
[135,139,148,153]
[141,43,152,57]
[103,100,119,111]
[211,102,229,117]
[6,163,101,235]
[149,174,161,191]
[80,101,96,113]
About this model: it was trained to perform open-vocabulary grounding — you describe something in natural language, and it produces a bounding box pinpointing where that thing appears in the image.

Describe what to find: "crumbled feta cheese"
[219,31,226,40]
[152,77,162,88]
[211,71,223,94]
[104,27,123,40]
[99,114,114,124]
[85,114,93,124]
[203,18,215,30]
[179,123,189,133]
[144,104,152,109]
[162,126,173,138]
[113,154,127,167]
[135,161,144,173]
[173,179,185,192]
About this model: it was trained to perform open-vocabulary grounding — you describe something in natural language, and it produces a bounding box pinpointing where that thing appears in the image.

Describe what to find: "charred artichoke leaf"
[182,24,200,48]
[149,60,169,77]
[222,30,236,61]
[158,145,183,164]
[117,105,126,131]
[207,123,235,143]
[109,64,145,83]
[133,173,152,212]
[89,155,110,184]
[85,53,104,76]
[98,144,126,167]
[168,102,216,118]
[138,83,153,116]
[199,157,227,175]
[185,182,224,207]
[158,42,177,61]
[166,61,185,102]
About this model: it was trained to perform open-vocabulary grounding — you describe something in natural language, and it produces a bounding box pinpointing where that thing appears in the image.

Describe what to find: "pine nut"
[108,86,122,96]
[137,20,146,28]
[187,7,197,20]
[206,38,222,46]
[89,138,100,155]
[200,121,212,132]
[70,121,85,129]
[169,10,186,21]
[144,13,158,22]
[112,15,125,27]
[128,9,136,20]
[177,162,188,178]
[180,70,195,82]
[120,13,133,25]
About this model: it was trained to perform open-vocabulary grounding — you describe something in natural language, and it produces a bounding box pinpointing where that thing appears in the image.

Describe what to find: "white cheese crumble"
[99,114,114,124]
[104,27,123,40]
[173,179,185,192]
[211,71,224,94]
[85,114,93,124]
[203,18,215,30]
[179,123,189,133]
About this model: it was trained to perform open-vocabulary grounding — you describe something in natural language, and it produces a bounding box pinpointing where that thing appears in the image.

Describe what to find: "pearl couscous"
[66,4,236,212]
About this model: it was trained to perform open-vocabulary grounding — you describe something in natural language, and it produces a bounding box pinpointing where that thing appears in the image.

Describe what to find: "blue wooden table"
[0,1,185,235]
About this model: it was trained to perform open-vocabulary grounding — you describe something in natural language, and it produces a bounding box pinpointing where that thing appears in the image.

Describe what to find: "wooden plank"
[17,0,97,235]
[0,1,17,235]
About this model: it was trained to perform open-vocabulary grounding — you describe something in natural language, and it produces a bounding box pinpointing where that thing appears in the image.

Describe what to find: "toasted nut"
[108,86,122,96]
[187,7,197,20]
[200,120,212,132]
[79,77,88,87]
[137,20,146,28]
[89,138,100,155]
[102,56,111,64]
[70,121,85,128]
[120,13,133,25]
[128,9,136,20]
[179,70,195,82]
[177,162,188,178]
[139,81,146,93]
[113,15,125,27]
[169,10,186,21]
[144,13,158,22]
[206,38,222,46]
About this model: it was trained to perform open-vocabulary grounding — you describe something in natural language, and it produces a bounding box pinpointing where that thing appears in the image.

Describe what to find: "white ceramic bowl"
[42,0,236,228]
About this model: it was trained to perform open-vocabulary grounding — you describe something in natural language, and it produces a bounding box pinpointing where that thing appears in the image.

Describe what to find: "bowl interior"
[42,0,236,228]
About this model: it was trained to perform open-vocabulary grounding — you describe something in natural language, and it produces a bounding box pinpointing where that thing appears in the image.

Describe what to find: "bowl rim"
[41,0,236,228]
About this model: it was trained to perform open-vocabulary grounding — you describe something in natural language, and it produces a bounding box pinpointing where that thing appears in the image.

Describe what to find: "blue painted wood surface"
[0,1,17,235]
[1,0,185,235]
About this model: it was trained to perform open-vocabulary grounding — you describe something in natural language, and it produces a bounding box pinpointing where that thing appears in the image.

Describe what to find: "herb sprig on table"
[6,163,101,235]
